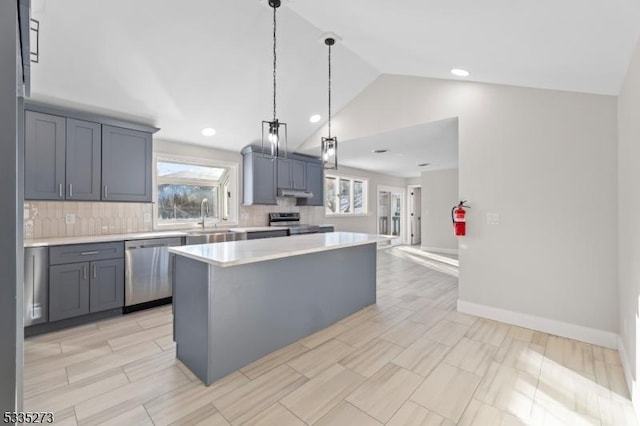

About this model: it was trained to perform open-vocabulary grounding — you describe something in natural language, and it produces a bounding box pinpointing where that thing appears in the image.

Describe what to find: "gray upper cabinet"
[23,102,158,202]
[292,160,307,190]
[102,125,152,202]
[242,147,277,205]
[277,158,307,190]
[66,119,101,201]
[297,161,324,206]
[24,111,66,200]
[277,158,291,189]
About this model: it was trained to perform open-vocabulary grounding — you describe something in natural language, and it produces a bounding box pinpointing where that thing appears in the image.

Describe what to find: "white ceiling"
[290,0,640,96]
[301,118,459,178]
[30,0,640,178]
[30,0,378,152]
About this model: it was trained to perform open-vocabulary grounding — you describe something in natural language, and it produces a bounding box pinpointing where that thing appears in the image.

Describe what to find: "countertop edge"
[169,234,381,267]
[24,231,188,248]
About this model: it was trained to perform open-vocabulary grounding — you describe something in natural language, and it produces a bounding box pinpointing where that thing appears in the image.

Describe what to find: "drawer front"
[50,242,124,265]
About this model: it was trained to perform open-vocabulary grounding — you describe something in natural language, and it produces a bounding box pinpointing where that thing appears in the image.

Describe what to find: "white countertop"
[24,231,189,248]
[228,226,288,233]
[169,232,384,267]
[24,224,334,247]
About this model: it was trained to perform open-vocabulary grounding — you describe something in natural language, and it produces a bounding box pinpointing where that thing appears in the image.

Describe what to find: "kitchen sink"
[185,230,247,245]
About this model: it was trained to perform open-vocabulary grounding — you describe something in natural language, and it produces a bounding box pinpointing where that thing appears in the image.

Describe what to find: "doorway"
[409,186,421,245]
[377,185,405,245]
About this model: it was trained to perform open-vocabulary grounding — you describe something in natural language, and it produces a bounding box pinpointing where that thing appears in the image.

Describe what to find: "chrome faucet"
[198,198,210,230]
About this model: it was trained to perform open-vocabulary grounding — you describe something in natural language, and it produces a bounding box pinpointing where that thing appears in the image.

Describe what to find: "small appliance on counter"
[268,212,320,235]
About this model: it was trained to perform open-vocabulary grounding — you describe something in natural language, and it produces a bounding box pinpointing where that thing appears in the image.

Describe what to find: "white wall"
[421,169,459,252]
[405,177,421,186]
[304,75,619,345]
[326,165,407,234]
[618,37,640,397]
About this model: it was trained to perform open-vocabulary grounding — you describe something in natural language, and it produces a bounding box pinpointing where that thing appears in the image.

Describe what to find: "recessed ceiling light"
[372,149,389,154]
[309,114,321,123]
[201,127,216,137]
[417,162,430,167]
[451,68,470,77]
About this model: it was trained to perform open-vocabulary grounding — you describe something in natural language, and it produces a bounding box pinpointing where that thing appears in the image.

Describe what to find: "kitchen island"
[169,232,381,385]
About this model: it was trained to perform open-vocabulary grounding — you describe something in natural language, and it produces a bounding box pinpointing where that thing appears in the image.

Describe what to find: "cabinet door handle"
[83,265,88,280]
[59,183,63,198]
[80,251,99,256]
[69,183,73,198]
[104,185,108,199]
[93,265,97,279]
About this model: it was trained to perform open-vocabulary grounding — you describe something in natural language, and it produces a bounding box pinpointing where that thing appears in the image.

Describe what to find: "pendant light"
[322,37,338,169]
[261,0,287,159]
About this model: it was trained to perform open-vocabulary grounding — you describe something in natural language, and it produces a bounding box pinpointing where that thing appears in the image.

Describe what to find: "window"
[325,174,368,215]
[155,156,238,228]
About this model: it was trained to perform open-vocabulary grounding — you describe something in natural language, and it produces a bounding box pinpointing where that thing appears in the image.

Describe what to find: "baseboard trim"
[457,300,618,349]
[618,336,640,423]
[420,246,458,255]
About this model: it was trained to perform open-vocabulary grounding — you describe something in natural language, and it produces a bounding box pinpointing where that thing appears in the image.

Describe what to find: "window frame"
[153,153,239,230]
[325,173,369,217]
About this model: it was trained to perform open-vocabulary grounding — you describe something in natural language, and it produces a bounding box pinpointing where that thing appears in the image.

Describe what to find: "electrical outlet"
[65,212,76,225]
[143,213,152,223]
[486,213,500,225]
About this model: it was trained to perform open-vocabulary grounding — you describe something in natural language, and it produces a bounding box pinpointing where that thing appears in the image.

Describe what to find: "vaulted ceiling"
[30,0,640,174]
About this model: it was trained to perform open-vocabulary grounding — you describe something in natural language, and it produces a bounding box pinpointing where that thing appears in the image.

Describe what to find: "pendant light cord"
[272,4,277,122]
[328,42,332,139]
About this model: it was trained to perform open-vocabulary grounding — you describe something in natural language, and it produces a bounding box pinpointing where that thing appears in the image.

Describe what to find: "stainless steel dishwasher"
[24,247,48,326]
[124,237,183,312]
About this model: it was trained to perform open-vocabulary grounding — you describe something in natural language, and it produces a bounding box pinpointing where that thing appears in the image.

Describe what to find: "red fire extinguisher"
[451,201,470,236]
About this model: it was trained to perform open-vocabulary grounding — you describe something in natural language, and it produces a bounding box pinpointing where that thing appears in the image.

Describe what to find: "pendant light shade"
[322,37,338,170]
[262,0,287,159]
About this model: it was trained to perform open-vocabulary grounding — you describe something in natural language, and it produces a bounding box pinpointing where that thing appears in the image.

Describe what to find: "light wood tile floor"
[23,248,637,425]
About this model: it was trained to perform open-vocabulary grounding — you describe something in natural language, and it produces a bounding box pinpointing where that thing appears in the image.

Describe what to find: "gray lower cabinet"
[66,118,102,200]
[49,262,90,322]
[297,161,324,206]
[102,125,153,202]
[24,111,66,200]
[243,149,277,205]
[246,230,289,240]
[49,242,125,322]
[89,259,124,313]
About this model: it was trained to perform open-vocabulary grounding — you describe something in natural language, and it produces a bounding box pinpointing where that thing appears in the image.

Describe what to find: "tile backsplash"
[24,201,154,239]
[239,198,325,227]
[24,198,325,240]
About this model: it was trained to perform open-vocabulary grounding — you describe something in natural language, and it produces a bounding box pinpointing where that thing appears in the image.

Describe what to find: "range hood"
[277,189,314,198]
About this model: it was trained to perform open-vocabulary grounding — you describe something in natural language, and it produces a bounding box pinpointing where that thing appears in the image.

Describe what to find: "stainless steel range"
[268,212,320,235]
